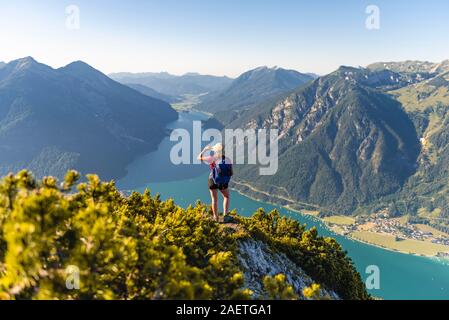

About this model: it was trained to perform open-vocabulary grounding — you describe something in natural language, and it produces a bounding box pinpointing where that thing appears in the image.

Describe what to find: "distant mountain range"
[0,62,5,69]
[197,66,314,113]
[367,60,449,74]
[109,71,233,97]
[0,57,177,179]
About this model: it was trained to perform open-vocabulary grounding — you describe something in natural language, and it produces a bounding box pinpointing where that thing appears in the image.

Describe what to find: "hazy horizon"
[3,55,449,80]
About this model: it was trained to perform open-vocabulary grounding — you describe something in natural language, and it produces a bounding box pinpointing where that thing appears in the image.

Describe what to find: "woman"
[197,143,233,222]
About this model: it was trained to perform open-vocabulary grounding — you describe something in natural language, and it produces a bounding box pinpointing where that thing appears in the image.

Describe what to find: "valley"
[2,55,449,300]
[3,0,449,303]
[171,93,210,111]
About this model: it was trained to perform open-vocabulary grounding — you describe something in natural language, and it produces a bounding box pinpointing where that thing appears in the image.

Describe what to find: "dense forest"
[0,171,368,300]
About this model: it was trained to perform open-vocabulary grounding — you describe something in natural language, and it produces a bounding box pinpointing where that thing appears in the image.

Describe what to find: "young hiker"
[197,143,233,222]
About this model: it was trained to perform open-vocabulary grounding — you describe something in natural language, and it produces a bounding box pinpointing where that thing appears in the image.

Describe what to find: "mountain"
[109,71,233,96]
[0,171,369,300]
[360,60,449,231]
[213,61,449,231]
[306,72,321,79]
[218,66,420,214]
[390,70,449,112]
[197,66,314,113]
[125,83,180,103]
[377,69,449,230]
[0,57,177,179]
[367,60,437,73]
[433,60,449,74]
[367,59,449,75]
[0,62,5,69]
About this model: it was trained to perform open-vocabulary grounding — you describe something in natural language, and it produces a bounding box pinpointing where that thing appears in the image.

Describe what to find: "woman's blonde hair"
[211,143,224,157]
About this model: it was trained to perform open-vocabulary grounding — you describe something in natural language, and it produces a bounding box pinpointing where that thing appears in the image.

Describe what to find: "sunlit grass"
[350,231,449,256]
[323,215,356,226]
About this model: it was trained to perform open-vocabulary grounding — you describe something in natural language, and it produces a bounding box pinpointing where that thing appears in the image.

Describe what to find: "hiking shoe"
[223,215,236,224]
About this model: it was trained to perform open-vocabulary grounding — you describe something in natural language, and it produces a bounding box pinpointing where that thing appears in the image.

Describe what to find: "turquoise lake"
[117,111,449,300]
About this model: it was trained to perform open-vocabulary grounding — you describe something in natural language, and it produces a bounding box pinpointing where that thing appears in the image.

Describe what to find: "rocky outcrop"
[237,239,339,299]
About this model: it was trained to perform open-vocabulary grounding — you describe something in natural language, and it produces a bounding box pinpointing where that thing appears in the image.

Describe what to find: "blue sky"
[0,0,448,77]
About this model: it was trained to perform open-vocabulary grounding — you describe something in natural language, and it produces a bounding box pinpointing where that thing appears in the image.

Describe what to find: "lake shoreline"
[230,183,449,259]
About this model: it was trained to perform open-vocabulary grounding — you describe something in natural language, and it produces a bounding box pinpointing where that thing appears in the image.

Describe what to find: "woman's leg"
[220,188,230,215]
[209,189,219,221]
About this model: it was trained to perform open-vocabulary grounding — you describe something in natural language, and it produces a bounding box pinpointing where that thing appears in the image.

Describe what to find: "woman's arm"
[197,146,212,161]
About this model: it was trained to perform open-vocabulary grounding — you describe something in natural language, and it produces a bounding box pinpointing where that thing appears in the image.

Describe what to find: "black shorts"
[208,178,228,190]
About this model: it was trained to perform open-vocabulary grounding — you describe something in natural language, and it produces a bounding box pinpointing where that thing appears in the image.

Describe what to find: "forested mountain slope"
[221,67,420,214]
[125,83,181,104]
[209,61,449,232]
[366,62,449,231]
[0,57,178,180]
[197,66,314,113]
